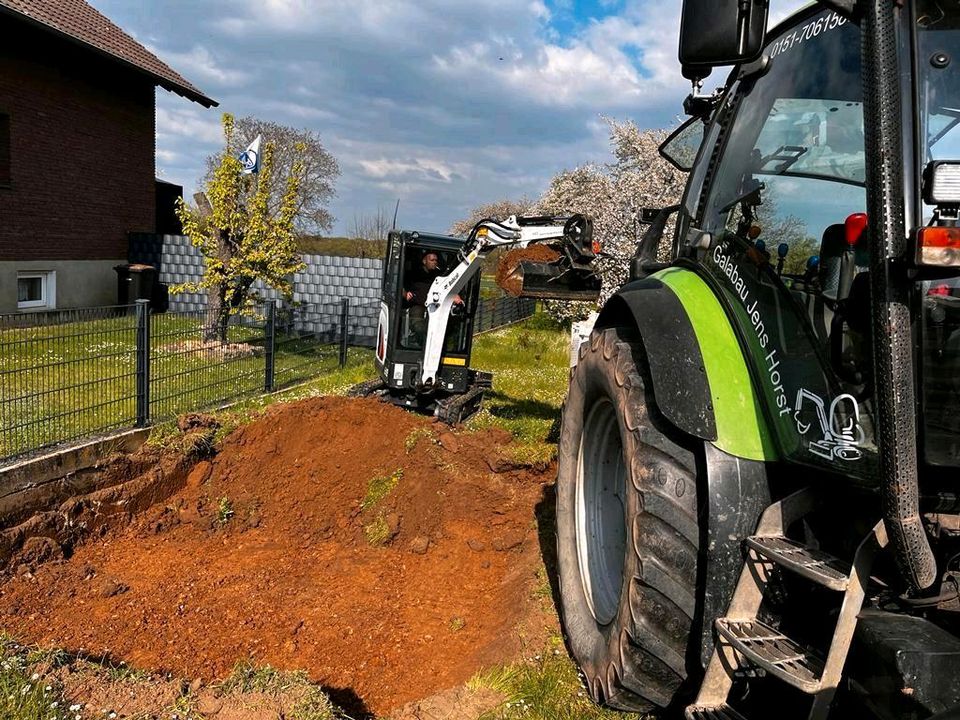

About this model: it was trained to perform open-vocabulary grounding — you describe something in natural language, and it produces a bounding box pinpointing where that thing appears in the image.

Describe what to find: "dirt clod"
[493,531,526,552]
[99,578,129,598]
[177,413,221,433]
[467,539,486,553]
[409,536,430,555]
[495,245,561,296]
[438,433,460,453]
[0,396,552,715]
[15,536,64,569]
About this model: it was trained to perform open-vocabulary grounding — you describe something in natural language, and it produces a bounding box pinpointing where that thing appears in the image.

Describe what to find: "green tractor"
[555,1,960,718]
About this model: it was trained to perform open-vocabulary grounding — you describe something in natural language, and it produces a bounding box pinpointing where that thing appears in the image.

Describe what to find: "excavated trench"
[0,397,555,716]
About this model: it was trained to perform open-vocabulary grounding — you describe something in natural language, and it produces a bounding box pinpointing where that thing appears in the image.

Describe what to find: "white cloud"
[147,44,251,88]
[95,0,698,233]
[155,104,223,145]
[358,157,466,183]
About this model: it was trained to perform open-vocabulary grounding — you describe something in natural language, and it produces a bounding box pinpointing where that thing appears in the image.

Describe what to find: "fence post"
[135,299,151,428]
[339,298,350,368]
[264,301,276,392]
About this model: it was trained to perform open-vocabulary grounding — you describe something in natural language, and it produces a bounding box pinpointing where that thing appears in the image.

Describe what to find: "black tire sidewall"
[556,329,644,692]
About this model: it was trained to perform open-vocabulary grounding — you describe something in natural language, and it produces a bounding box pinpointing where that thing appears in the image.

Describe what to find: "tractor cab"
[373,230,484,414]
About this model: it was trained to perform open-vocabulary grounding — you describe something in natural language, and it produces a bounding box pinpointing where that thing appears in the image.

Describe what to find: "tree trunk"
[204,285,230,343]
[203,229,234,343]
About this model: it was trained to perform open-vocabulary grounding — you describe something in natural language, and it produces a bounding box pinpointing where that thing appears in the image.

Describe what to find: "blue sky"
[89,0,806,235]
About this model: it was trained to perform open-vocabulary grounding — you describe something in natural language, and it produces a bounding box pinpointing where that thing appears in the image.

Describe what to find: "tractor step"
[685,704,749,720]
[715,618,825,693]
[745,535,851,591]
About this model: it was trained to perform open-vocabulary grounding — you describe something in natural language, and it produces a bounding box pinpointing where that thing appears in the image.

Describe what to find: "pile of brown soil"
[0,397,553,717]
[495,246,561,296]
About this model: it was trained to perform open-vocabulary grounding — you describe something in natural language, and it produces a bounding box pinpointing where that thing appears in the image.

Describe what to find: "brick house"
[0,0,216,313]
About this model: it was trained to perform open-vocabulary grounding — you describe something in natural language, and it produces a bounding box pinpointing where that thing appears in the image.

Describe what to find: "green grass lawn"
[468,311,571,465]
[0,310,370,462]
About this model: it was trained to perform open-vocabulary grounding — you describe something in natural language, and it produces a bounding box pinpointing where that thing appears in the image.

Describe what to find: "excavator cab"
[370,230,487,422]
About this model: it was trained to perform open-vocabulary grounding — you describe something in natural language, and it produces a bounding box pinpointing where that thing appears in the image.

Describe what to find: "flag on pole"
[239,134,262,174]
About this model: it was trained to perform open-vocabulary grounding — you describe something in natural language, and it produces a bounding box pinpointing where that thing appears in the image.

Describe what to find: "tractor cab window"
[702,13,866,284]
[397,247,471,353]
[917,4,960,464]
[696,8,878,475]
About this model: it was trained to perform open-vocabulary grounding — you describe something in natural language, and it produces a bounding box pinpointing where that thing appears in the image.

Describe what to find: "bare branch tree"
[203,116,340,237]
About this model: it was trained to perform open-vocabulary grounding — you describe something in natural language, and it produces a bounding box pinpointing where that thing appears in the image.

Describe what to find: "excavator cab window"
[397,246,474,354]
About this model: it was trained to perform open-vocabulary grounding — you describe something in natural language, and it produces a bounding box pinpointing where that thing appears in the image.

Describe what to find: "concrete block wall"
[129,234,383,343]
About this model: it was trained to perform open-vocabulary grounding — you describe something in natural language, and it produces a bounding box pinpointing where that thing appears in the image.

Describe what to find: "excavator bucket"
[501,260,601,301]
[495,243,601,302]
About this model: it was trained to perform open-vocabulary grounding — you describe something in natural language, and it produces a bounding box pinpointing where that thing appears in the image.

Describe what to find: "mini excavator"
[351,214,600,423]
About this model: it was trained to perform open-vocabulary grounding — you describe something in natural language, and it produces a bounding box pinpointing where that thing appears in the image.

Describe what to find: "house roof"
[0,0,218,107]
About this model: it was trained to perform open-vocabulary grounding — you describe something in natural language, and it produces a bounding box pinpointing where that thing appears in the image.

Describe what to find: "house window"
[17,271,56,310]
[0,113,9,185]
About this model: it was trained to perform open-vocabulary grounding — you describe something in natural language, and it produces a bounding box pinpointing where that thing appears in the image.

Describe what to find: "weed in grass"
[363,514,391,546]
[404,427,434,454]
[23,646,69,669]
[85,657,151,684]
[165,692,202,720]
[0,647,69,720]
[361,469,403,510]
[220,660,307,694]
[470,638,638,720]
[218,661,338,720]
[217,497,235,525]
[290,687,340,720]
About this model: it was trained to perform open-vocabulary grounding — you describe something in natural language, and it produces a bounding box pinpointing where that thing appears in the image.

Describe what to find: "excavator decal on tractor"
[793,389,865,462]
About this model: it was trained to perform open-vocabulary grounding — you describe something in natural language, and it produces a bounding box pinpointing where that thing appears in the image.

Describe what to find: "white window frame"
[17,271,56,310]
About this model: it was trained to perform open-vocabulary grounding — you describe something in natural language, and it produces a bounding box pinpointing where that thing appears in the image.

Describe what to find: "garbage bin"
[114,263,157,306]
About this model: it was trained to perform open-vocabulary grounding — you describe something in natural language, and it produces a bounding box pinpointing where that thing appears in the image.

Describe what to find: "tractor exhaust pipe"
[863,0,937,591]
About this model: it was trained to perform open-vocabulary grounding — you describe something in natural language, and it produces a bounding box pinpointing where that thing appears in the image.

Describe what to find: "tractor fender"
[596,267,774,664]
[596,275,716,442]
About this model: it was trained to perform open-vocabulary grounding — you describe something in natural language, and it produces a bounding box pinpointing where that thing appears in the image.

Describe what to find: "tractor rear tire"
[556,326,701,713]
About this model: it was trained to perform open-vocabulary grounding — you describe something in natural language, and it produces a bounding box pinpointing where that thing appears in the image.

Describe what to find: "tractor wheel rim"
[575,397,627,626]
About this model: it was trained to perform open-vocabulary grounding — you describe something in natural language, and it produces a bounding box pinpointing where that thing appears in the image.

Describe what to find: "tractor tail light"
[845,213,868,247]
[917,226,960,267]
[591,238,602,255]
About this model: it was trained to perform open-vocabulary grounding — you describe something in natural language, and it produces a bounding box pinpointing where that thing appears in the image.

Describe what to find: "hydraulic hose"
[862,0,937,590]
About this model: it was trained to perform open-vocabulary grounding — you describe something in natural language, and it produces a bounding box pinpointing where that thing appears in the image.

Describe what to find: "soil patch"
[495,246,561,296]
[0,397,553,716]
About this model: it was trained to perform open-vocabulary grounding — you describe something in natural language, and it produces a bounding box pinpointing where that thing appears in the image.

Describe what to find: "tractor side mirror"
[679,0,769,69]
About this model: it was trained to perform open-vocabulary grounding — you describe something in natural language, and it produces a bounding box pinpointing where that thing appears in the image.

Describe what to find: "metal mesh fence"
[150,308,270,423]
[0,306,138,462]
[0,292,536,467]
[475,297,537,333]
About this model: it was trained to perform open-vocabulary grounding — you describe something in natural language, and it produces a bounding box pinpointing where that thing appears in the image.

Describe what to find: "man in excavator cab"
[402,250,462,348]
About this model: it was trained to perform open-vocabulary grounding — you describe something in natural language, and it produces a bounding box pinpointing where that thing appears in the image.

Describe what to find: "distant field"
[297,235,386,258]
